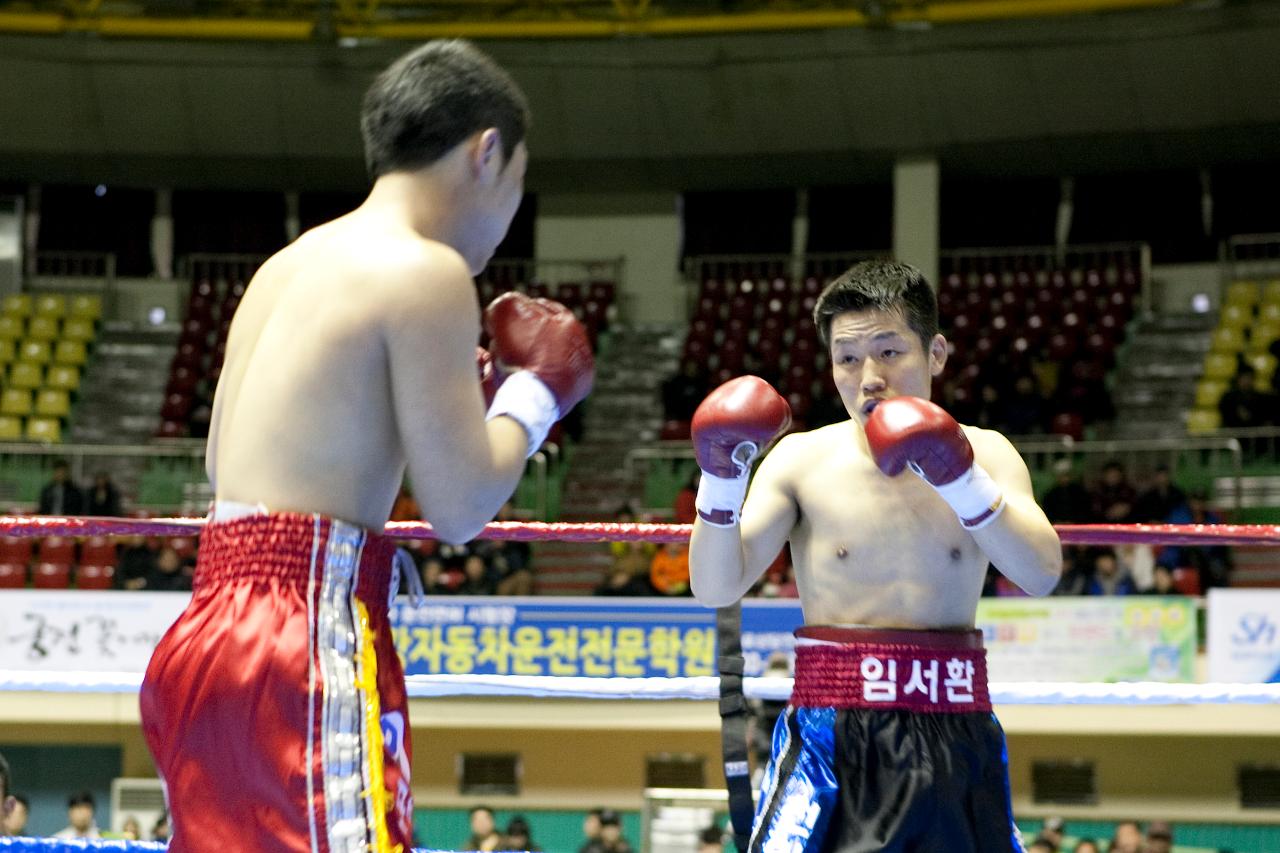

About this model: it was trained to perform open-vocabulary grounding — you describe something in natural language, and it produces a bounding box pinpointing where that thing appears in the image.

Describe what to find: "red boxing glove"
[865,396,1005,529]
[691,376,791,527]
[476,346,503,409]
[483,293,595,456]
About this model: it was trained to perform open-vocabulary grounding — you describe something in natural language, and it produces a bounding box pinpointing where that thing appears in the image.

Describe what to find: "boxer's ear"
[471,128,503,185]
[929,334,947,376]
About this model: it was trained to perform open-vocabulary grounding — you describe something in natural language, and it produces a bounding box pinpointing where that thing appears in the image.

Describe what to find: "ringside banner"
[1208,588,1280,683]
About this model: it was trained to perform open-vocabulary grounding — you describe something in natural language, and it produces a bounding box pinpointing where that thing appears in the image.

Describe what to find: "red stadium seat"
[659,420,692,441]
[527,282,552,300]
[166,366,199,396]
[169,537,197,561]
[0,536,32,565]
[700,279,724,300]
[80,536,117,566]
[588,281,616,305]
[31,562,71,589]
[1171,568,1202,596]
[38,536,75,565]
[1050,412,1084,441]
[802,277,823,296]
[557,283,584,306]
[0,563,25,588]
[76,563,115,590]
[161,393,193,421]
[192,279,216,301]
[156,420,186,439]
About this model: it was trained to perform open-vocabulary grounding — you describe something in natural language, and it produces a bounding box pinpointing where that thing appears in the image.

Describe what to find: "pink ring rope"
[1,516,1278,546]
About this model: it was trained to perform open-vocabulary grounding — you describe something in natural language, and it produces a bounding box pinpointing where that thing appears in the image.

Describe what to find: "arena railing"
[1225,232,1280,281]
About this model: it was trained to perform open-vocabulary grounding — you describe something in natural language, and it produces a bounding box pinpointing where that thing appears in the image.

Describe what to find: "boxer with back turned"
[690,260,1061,851]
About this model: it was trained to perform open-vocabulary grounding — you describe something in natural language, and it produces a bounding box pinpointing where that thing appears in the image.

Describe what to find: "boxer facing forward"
[690,260,1061,852]
[141,41,593,853]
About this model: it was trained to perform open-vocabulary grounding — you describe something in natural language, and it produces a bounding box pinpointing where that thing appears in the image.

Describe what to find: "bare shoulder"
[364,235,474,308]
[761,422,842,473]
[960,424,1020,459]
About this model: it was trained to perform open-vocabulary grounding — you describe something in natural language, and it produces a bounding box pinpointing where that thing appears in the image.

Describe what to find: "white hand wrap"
[694,441,758,527]
[918,461,1006,530]
[486,370,557,458]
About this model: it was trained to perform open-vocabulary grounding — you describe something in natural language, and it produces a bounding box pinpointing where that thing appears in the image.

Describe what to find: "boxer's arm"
[384,248,528,543]
[690,436,798,607]
[966,428,1063,596]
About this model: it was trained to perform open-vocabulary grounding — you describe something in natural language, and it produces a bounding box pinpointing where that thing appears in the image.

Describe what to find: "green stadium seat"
[1247,352,1278,384]
[0,339,13,366]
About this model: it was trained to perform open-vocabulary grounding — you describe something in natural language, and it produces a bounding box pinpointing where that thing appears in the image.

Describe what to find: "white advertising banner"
[1207,588,1280,683]
[0,591,189,673]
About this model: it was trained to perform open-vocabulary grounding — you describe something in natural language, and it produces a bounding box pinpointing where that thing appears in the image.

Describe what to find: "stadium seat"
[2,294,31,318]
[61,318,95,343]
[1210,326,1246,353]
[44,365,80,393]
[34,389,70,419]
[75,563,115,590]
[1,388,32,417]
[8,361,42,390]
[31,562,70,589]
[69,294,103,322]
[1219,303,1252,330]
[25,417,61,443]
[25,316,60,341]
[1247,352,1278,383]
[53,340,86,366]
[1171,568,1202,596]
[0,338,14,366]
[0,563,25,588]
[0,536,31,564]
[1186,409,1221,434]
[1202,352,1237,382]
[1261,302,1280,324]
[156,420,185,439]
[19,340,51,364]
[1264,280,1280,306]
[1225,280,1260,308]
[1050,413,1084,441]
[34,294,66,319]
[38,536,75,564]
[161,393,192,421]
[1194,380,1228,409]
[1250,322,1280,353]
[0,415,22,441]
[0,316,23,340]
[80,536,117,565]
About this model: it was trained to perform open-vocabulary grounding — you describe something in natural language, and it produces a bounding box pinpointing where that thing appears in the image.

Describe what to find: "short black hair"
[361,40,531,180]
[814,260,938,350]
[0,751,9,799]
[68,790,95,809]
[699,826,724,844]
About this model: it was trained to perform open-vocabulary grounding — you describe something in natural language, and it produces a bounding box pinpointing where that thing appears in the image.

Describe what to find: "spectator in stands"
[1003,374,1047,436]
[972,384,1004,431]
[1145,820,1173,853]
[503,815,542,852]
[54,790,101,839]
[38,460,84,516]
[3,794,27,836]
[462,805,502,852]
[145,547,191,592]
[595,564,651,596]
[421,556,458,594]
[579,809,605,853]
[115,535,157,591]
[1072,841,1100,853]
[1161,489,1233,589]
[1052,549,1091,596]
[1109,820,1143,853]
[390,483,421,522]
[697,825,725,853]
[0,750,12,836]
[1041,460,1091,523]
[1134,466,1188,523]
[582,809,633,853]
[1025,839,1055,853]
[151,811,170,842]
[119,815,142,840]
[1087,549,1137,596]
[457,554,497,596]
[1219,365,1272,429]
[662,362,708,424]
[1040,816,1066,850]
[1091,460,1136,523]
[649,542,690,595]
[1143,564,1177,595]
[85,472,124,517]
[674,470,698,525]
[477,501,533,596]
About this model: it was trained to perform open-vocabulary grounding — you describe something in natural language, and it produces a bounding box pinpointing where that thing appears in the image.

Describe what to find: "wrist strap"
[928,462,1006,530]
[486,370,556,458]
[696,469,750,528]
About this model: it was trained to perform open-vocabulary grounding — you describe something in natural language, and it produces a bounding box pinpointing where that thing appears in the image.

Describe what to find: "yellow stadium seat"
[25,316,59,341]
[1211,325,1246,353]
[1261,302,1280,323]
[7,362,42,390]
[1219,304,1252,329]
[52,340,86,366]
[18,340,50,364]
[44,365,81,393]
[1194,379,1228,409]
[2,294,31,318]
[34,389,70,419]
[0,317,23,340]
[68,294,102,322]
[1203,351,1237,381]
[1264,280,1280,305]
[33,294,66,319]
[1187,408,1221,434]
[0,415,21,442]
[1251,322,1280,352]
[1226,280,1261,307]
[1247,352,1278,383]
[0,389,32,417]
[25,417,61,443]
[61,318,95,343]
[0,339,14,366]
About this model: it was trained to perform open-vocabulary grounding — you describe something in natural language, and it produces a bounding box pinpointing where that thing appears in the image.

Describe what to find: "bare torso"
[782,420,995,629]
[208,215,441,529]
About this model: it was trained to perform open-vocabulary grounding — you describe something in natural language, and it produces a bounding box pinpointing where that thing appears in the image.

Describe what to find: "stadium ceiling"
[0,0,1196,41]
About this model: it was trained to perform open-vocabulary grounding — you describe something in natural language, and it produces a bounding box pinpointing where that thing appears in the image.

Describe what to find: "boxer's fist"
[693,376,792,479]
[865,397,972,486]
[484,292,594,418]
[691,377,790,528]
[476,346,502,408]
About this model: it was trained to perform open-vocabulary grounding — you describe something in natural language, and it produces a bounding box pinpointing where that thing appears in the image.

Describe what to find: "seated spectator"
[1091,460,1136,523]
[1086,549,1136,596]
[579,809,603,853]
[674,470,698,525]
[1161,490,1233,589]
[462,805,502,852]
[1072,841,1100,853]
[504,815,542,852]
[1143,564,1177,595]
[1025,839,1054,853]
[457,555,497,596]
[1003,374,1047,435]
[582,809,633,853]
[118,815,142,841]
[972,384,1004,431]
[662,362,708,423]
[421,557,459,594]
[595,566,651,597]
[4,794,27,837]
[0,750,13,836]
[1219,365,1272,428]
[54,790,101,839]
[151,812,170,842]
[610,536,654,590]
[145,547,192,592]
[1133,465,1187,522]
[86,472,123,516]
[649,543,690,595]
[477,502,533,596]
[1145,820,1174,853]
[1039,817,1065,851]
[697,825,724,853]
[116,535,157,591]
[1052,549,1090,596]
[1041,460,1091,523]
[1109,820,1143,853]
[39,459,84,515]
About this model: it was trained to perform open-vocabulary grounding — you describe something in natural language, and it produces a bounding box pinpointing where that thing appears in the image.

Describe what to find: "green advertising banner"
[976,596,1196,683]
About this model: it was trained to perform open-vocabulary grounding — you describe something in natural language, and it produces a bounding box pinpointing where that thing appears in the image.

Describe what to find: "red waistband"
[193,512,395,605]
[791,626,991,713]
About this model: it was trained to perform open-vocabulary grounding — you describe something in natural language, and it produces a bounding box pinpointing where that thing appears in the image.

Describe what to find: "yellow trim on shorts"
[356,600,403,853]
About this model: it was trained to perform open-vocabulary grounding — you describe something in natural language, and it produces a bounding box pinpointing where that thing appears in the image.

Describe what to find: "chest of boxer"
[785,430,989,629]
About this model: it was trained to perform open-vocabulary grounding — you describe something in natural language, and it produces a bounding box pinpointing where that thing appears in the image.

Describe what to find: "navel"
[836,546,848,559]
[950,547,962,561]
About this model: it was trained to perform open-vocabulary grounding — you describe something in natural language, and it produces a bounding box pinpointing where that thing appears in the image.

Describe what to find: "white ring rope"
[3,670,1278,704]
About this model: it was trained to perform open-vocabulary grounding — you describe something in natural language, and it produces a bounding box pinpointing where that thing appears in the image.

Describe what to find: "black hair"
[361,40,531,180]
[0,751,9,799]
[506,815,530,836]
[699,826,724,844]
[813,260,938,350]
[13,793,28,810]
[68,790,95,809]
